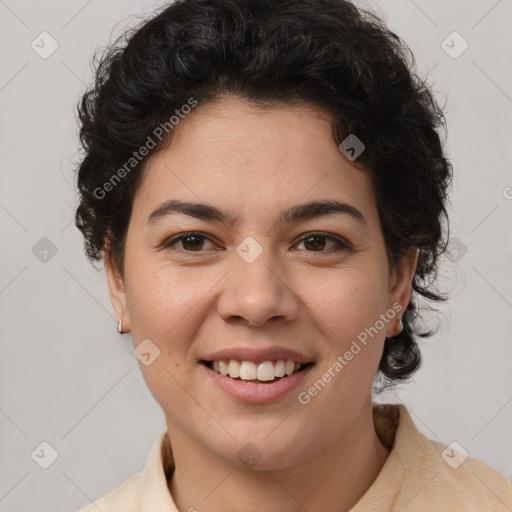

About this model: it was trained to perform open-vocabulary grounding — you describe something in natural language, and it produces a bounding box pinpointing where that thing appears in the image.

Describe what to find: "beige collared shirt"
[76,404,512,511]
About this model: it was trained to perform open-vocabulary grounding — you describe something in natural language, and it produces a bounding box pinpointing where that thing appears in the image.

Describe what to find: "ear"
[386,246,419,337]
[104,246,131,334]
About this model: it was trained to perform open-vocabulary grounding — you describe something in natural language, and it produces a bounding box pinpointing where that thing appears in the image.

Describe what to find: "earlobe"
[104,250,131,334]
[387,247,419,336]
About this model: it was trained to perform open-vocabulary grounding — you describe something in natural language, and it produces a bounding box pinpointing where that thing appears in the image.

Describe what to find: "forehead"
[132,97,378,230]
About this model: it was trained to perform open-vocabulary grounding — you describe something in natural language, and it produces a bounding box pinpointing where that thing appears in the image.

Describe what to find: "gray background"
[0,0,511,510]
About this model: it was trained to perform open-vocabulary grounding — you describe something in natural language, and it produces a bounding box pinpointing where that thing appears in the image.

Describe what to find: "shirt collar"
[138,427,178,511]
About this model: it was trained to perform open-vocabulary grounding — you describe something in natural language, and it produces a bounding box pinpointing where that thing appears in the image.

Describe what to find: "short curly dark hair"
[74,0,453,388]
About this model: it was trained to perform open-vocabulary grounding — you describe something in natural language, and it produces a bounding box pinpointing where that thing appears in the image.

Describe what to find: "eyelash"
[161,231,350,255]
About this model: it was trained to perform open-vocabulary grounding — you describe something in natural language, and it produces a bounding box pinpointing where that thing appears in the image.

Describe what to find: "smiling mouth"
[201,359,314,383]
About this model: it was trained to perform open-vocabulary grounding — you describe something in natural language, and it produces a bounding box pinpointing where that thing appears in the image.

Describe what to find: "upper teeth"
[212,359,302,381]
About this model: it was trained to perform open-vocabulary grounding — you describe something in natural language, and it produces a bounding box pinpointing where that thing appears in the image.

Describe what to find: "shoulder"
[394,405,512,509]
[74,471,143,512]
[419,435,512,508]
[367,403,512,510]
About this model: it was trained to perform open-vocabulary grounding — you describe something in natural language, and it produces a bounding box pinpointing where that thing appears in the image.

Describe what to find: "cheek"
[297,265,389,406]
[124,254,215,343]
[123,262,213,430]
[299,264,389,349]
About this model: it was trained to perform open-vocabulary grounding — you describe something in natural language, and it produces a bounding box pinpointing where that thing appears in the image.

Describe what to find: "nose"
[216,243,299,327]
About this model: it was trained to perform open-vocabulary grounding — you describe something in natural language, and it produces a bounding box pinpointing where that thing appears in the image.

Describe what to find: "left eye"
[294,233,349,252]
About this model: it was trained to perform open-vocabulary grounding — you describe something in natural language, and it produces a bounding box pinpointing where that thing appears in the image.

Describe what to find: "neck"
[167,401,389,512]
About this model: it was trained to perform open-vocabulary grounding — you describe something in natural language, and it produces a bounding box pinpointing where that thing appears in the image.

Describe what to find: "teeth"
[257,361,275,381]
[219,360,229,376]
[210,359,305,382]
[274,360,286,377]
[227,359,240,378]
[239,361,257,380]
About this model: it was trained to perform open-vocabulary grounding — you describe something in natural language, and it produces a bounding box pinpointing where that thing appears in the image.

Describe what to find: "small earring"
[118,318,123,334]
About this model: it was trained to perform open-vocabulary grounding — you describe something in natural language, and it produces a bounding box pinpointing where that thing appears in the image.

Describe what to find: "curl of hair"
[74,0,453,387]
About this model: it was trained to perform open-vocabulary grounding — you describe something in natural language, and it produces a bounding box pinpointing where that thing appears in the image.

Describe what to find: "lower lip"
[201,363,314,403]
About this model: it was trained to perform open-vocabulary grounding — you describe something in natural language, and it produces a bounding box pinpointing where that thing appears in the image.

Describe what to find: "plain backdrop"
[0,0,511,510]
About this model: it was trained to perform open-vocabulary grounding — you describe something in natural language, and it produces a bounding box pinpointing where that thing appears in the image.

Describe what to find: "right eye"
[162,232,218,253]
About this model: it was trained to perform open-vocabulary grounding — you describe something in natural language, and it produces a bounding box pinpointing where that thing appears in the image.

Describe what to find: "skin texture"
[105,96,419,512]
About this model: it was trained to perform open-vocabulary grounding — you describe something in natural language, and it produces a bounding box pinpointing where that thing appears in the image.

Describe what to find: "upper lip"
[201,346,314,365]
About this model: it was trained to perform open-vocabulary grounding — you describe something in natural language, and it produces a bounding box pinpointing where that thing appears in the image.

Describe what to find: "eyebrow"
[147,199,368,230]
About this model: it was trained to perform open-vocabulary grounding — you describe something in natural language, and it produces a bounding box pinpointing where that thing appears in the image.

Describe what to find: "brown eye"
[295,233,349,253]
[163,232,217,252]
[179,235,206,251]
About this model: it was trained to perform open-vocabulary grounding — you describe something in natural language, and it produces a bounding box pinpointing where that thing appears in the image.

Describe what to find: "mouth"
[201,359,315,384]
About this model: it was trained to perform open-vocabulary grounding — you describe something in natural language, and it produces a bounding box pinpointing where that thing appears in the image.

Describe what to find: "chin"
[210,426,309,470]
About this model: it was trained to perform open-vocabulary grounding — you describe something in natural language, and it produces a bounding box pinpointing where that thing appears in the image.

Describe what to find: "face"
[105,97,418,469]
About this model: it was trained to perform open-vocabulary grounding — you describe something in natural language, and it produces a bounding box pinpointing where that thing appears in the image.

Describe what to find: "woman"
[74,0,512,510]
